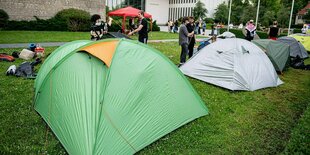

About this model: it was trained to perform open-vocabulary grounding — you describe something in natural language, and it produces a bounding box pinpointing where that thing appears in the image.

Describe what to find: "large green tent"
[252,39,290,72]
[34,39,208,154]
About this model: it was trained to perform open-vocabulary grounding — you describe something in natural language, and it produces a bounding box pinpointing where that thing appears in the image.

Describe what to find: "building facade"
[0,0,105,21]
[295,1,310,25]
[106,0,227,25]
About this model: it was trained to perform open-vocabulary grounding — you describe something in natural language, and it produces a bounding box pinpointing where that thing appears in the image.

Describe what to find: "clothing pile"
[4,43,45,78]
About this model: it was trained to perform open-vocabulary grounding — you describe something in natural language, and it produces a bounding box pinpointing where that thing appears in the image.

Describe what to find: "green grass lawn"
[0,42,309,154]
[0,31,208,44]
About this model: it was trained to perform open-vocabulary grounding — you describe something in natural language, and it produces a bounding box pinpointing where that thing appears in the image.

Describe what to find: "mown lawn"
[0,31,208,44]
[0,42,309,154]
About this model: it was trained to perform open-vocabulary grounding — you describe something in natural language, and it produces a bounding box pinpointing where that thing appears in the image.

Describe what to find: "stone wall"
[0,0,105,21]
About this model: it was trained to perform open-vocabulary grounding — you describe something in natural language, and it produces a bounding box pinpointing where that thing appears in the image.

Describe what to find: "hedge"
[0,9,9,28]
[219,28,287,39]
[4,8,90,31]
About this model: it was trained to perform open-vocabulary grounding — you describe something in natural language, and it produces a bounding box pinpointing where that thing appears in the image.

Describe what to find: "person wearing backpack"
[245,20,256,41]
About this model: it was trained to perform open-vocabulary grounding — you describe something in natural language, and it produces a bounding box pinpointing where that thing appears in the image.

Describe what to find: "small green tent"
[252,39,290,72]
[34,39,208,154]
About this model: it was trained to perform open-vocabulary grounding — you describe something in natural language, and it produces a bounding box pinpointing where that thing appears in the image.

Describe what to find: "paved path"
[0,42,67,49]
[0,38,209,49]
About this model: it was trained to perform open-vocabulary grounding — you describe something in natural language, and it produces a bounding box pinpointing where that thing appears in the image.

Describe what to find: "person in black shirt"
[268,21,280,40]
[128,11,148,44]
[186,16,196,58]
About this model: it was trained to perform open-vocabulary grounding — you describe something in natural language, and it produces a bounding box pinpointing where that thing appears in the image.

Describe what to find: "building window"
[187,7,189,16]
[179,8,181,19]
[173,8,176,20]
[172,8,174,20]
[185,7,187,16]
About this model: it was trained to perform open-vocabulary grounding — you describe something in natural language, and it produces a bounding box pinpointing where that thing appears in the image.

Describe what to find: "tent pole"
[255,0,260,28]
[151,18,153,32]
[122,16,126,33]
[227,0,232,32]
[288,0,295,36]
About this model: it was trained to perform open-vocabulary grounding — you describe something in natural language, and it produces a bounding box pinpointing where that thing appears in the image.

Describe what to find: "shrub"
[54,8,91,31]
[4,8,90,31]
[108,21,122,32]
[204,18,214,24]
[5,17,67,31]
[0,9,9,28]
[151,20,160,31]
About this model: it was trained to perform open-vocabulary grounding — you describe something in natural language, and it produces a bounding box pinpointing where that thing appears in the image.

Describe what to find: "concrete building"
[106,0,228,25]
[0,0,105,21]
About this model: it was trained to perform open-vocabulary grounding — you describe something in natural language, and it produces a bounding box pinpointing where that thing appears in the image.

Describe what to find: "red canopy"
[108,6,152,18]
[108,6,153,33]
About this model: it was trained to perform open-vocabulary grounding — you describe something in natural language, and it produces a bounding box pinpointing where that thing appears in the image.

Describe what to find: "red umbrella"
[108,6,152,33]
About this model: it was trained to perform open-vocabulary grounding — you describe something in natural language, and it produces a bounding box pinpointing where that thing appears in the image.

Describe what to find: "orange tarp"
[81,40,119,67]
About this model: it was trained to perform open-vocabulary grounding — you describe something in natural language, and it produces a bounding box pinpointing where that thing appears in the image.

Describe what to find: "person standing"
[267,21,280,40]
[202,21,206,35]
[129,17,135,32]
[198,20,202,35]
[90,14,106,41]
[210,22,215,36]
[174,20,179,33]
[245,20,256,41]
[186,16,196,58]
[301,25,308,34]
[179,17,194,66]
[167,20,171,32]
[168,20,173,33]
[128,11,148,44]
[169,20,174,33]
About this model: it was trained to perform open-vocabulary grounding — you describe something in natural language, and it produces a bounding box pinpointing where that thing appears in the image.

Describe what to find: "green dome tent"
[34,39,208,154]
[252,39,290,72]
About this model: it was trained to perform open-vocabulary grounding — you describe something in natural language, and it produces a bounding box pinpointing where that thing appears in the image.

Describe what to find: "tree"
[240,5,257,24]
[277,5,290,27]
[261,11,275,27]
[231,5,244,24]
[193,0,208,20]
[214,3,228,24]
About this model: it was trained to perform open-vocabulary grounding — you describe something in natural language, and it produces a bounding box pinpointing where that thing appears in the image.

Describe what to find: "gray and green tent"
[278,36,309,59]
[34,39,208,154]
[252,39,290,72]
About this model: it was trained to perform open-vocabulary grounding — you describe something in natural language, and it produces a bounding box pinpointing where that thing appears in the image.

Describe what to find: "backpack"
[291,56,305,69]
